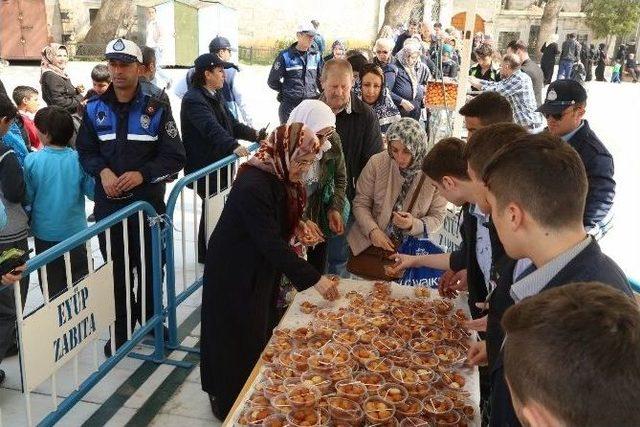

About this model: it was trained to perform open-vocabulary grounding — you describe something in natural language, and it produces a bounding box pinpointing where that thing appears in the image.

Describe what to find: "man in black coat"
[537,79,615,239]
[392,19,421,56]
[466,132,632,427]
[320,59,383,276]
[181,53,265,261]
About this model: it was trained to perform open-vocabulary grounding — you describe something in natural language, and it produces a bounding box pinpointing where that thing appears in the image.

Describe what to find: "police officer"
[77,39,186,356]
[537,79,615,239]
[268,23,323,124]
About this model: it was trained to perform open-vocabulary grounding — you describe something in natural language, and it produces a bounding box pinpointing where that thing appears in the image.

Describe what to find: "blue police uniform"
[77,80,185,350]
[267,43,323,124]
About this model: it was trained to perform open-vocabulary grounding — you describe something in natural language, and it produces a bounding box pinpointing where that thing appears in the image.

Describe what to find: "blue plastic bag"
[397,236,445,289]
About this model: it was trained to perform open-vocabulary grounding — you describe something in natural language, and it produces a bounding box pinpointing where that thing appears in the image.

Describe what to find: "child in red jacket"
[12,86,41,150]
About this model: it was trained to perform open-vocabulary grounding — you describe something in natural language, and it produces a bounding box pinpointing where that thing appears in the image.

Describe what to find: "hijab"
[245,123,320,238]
[355,68,400,130]
[398,40,422,98]
[40,43,69,80]
[386,118,428,241]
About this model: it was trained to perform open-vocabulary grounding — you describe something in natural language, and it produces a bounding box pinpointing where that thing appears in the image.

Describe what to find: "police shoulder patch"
[273,60,281,71]
[165,120,178,138]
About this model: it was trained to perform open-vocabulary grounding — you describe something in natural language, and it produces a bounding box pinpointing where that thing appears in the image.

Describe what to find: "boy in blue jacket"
[25,106,94,300]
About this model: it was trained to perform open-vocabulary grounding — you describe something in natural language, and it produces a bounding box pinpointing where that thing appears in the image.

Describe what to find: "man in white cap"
[76,38,186,356]
[268,22,324,123]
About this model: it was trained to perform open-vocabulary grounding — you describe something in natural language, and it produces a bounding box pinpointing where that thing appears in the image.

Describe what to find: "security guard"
[268,23,323,124]
[77,38,185,356]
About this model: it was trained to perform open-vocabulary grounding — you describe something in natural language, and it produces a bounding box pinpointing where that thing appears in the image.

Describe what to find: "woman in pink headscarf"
[39,43,84,113]
[200,122,340,420]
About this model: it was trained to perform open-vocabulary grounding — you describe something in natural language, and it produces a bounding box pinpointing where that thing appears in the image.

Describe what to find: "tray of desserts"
[228,279,480,426]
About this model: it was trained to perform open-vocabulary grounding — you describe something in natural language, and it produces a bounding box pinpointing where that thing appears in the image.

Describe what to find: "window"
[89,8,99,25]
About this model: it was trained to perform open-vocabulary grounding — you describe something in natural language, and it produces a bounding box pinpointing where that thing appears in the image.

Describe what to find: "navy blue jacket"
[389,58,430,120]
[373,57,399,92]
[268,43,323,101]
[488,239,632,427]
[565,120,615,236]
[77,81,186,217]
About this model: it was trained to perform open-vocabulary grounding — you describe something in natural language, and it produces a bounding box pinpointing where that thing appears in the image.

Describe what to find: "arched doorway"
[451,12,485,34]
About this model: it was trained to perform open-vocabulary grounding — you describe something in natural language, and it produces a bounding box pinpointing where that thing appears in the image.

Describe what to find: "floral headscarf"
[40,43,69,80]
[386,118,428,241]
[246,123,320,238]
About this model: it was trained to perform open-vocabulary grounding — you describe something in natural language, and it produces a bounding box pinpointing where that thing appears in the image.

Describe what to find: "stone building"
[450,0,606,53]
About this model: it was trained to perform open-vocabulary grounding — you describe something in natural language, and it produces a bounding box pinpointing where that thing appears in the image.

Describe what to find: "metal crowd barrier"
[164,144,259,352]
[10,202,188,427]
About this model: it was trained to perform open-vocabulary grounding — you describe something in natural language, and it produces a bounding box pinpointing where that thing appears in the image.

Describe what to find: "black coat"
[200,166,321,417]
[180,86,256,195]
[488,239,632,427]
[540,42,559,84]
[565,120,616,235]
[560,39,581,62]
[40,71,83,113]
[449,204,510,319]
[335,93,384,202]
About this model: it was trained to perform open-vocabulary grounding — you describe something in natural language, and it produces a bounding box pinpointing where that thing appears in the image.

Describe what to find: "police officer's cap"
[194,53,238,71]
[105,38,143,63]
[536,80,587,115]
[209,36,237,53]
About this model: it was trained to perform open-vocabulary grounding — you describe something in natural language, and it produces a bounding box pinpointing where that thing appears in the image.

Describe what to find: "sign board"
[20,263,115,391]
[435,208,463,252]
[205,188,232,239]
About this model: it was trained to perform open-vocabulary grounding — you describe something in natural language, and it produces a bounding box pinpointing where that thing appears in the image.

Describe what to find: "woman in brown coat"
[348,118,447,256]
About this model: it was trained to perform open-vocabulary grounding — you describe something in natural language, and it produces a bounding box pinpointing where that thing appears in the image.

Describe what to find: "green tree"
[584,0,640,38]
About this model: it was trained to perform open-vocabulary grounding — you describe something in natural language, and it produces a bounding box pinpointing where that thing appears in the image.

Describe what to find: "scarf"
[354,84,401,130]
[245,123,320,238]
[287,100,336,186]
[385,118,428,241]
[40,44,69,80]
[398,45,421,99]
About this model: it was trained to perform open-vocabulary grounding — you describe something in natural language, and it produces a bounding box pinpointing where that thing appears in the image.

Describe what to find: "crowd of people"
[0,12,637,427]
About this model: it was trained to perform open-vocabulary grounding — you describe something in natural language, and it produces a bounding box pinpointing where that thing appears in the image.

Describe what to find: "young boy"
[458,91,513,138]
[477,132,632,426]
[11,85,41,150]
[611,60,622,83]
[88,64,110,98]
[0,94,29,384]
[502,282,640,427]
[25,106,94,300]
[392,124,528,320]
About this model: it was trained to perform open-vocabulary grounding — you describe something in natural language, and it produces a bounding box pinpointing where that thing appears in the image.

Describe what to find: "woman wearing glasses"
[200,122,339,420]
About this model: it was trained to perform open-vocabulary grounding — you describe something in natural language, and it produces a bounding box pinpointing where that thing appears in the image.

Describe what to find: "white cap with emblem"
[105,38,143,63]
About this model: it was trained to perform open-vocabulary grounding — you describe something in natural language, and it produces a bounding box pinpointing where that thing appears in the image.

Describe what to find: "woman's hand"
[438,269,468,298]
[314,275,339,301]
[327,209,344,235]
[2,264,25,286]
[399,99,414,112]
[295,220,324,246]
[386,253,416,275]
[391,211,414,230]
[369,228,395,251]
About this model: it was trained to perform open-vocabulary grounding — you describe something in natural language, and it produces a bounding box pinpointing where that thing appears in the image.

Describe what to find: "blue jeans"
[611,72,621,83]
[325,215,354,278]
[557,59,573,80]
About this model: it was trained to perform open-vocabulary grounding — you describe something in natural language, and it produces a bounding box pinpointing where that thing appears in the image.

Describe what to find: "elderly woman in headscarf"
[40,43,84,113]
[348,118,446,255]
[357,63,401,133]
[201,122,339,420]
[540,34,560,84]
[390,39,430,120]
[287,100,347,273]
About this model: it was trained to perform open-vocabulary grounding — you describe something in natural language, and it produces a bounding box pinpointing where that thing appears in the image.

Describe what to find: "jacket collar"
[288,42,318,56]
